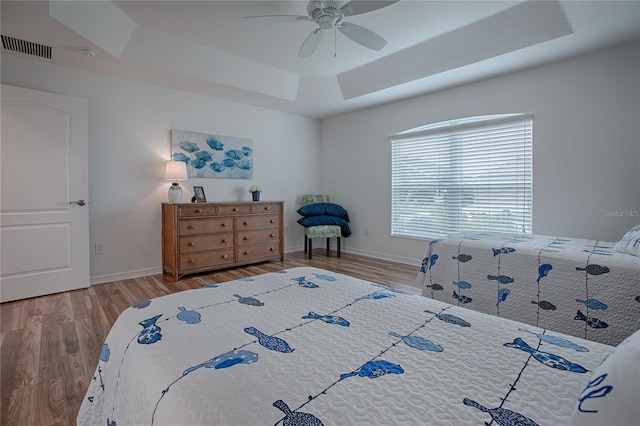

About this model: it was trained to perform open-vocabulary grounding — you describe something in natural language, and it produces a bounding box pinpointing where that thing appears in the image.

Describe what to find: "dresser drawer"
[180,218,232,235]
[179,205,218,217]
[218,204,251,215]
[251,203,282,214]
[237,242,280,261]
[237,214,280,230]
[237,229,279,246]
[180,233,233,253]
[180,249,235,270]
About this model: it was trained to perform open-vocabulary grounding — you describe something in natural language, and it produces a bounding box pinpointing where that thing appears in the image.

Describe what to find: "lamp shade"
[165,161,188,181]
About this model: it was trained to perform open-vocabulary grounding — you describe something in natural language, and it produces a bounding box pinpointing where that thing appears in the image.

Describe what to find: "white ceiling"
[2,1,639,119]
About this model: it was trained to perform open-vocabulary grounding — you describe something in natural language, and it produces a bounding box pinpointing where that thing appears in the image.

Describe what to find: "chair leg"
[308,238,312,259]
[326,237,330,255]
[337,237,341,257]
[304,235,308,253]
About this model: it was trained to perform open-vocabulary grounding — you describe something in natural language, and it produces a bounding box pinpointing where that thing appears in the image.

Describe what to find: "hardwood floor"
[0,251,419,426]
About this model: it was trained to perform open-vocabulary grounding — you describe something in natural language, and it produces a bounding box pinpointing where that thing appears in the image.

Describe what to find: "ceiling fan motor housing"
[307,1,343,29]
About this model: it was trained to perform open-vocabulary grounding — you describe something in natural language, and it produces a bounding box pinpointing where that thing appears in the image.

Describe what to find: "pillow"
[297,215,349,228]
[570,328,640,425]
[613,224,640,257]
[297,203,349,221]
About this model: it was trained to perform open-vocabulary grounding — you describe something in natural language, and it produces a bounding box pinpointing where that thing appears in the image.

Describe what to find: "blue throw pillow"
[297,215,348,227]
[297,203,349,221]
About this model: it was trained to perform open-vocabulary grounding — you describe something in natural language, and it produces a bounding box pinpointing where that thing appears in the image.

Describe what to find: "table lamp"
[165,161,188,203]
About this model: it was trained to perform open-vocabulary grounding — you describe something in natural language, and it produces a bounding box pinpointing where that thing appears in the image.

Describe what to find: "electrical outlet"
[95,242,104,254]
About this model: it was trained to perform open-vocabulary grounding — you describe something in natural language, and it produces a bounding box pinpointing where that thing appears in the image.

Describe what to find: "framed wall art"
[171,130,253,179]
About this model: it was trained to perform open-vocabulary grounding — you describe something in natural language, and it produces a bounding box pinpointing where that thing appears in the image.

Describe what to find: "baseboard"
[344,247,421,267]
[90,267,162,285]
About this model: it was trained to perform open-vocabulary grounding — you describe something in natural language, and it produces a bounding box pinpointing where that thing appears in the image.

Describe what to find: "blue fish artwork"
[576,298,608,310]
[273,400,324,426]
[487,274,514,284]
[426,283,444,291]
[106,418,116,426]
[312,272,336,281]
[504,338,589,373]
[576,265,610,276]
[492,247,516,256]
[303,312,350,327]
[137,315,162,345]
[518,328,588,352]
[198,283,219,289]
[452,254,472,262]
[424,310,471,327]
[453,280,473,290]
[234,294,264,306]
[463,398,539,426]
[420,254,439,272]
[497,288,511,306]
[244,327,295,353]
[177,306,201,324]
[132,300,151,309]
[389,332,443,352]
[453,290,472,304]
[183,350,259,375]
[340,360,404,380]
[100,344,110,362]
[537,264,553,283]
[292,276,319,288]
[531,300,557,310]
[575,310,608,328]
[355,292,395,302]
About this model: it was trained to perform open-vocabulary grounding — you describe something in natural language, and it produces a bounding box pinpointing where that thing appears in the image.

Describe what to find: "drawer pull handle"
[270,233,275,237]
[243,221,249,226]
[222,254,228,259]
[188,259,196,264]
[270,248,274,252]
[244,236,249,240]
[222,238,228,243]
[221,223,228,227]
[195,209,202,213]
[270,219,275,223]
[244,251,249,255]
[264,206,270,210]
[188,242,196,247]
[187,225,195,229]
[233,208,238,211]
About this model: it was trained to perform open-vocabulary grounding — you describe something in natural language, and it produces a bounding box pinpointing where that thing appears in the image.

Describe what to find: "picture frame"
[192,186,207,203]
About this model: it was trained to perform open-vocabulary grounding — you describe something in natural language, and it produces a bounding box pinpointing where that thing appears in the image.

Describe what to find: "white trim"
[90,267,161,285]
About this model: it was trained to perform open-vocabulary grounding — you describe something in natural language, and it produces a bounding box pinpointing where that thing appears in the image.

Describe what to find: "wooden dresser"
[162,201,284,281]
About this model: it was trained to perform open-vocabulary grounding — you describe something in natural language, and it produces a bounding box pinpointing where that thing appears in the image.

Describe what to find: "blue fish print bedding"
[78,267,613,425]
[417,232,640,345]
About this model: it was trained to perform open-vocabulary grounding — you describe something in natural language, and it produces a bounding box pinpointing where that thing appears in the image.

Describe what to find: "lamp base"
[168,183,183,203]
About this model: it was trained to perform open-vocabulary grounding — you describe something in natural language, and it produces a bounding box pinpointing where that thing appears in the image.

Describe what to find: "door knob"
[69,199,86,206]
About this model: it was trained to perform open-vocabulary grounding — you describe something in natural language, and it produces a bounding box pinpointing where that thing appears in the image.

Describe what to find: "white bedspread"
[417,232,640,346]
[78,267,612,425]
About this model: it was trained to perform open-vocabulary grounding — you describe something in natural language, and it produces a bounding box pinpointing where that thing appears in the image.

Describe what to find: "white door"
[1,84,89,302]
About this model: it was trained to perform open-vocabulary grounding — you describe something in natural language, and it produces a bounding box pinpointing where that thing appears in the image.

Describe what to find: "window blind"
[390,114,532,239]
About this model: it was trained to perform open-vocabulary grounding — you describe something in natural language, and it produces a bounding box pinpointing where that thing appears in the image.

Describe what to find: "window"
[390,114,532,239]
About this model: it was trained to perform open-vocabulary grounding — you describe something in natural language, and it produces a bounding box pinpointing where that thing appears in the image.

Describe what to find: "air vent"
[1,35,52,59]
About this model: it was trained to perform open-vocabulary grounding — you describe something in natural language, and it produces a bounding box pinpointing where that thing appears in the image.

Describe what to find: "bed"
[77,266,625,426]
[416,231,640,346]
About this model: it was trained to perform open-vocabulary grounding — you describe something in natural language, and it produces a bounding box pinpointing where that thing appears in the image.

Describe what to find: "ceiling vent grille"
[1,35,52,59]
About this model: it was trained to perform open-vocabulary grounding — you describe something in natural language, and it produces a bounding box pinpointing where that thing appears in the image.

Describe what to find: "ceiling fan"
[243,0,399,57]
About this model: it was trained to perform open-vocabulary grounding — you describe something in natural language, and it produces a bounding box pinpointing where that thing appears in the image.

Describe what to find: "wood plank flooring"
[0,251,419,426]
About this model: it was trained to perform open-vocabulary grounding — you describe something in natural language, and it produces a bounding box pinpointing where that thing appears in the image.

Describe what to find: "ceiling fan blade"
[340,0,399,17]
[298,28,324,57]
[338,22,387,51]
[243,15,309,23]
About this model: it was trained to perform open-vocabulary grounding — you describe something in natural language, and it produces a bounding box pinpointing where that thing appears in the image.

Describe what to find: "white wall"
[321,42,640,265]
[1,54,321,283]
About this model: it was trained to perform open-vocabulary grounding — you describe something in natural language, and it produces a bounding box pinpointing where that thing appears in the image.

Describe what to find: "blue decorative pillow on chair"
[613,224,640,257]
[297,203,350,221]
[297,215,348,227]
